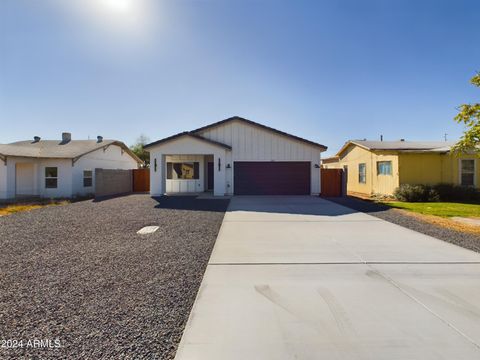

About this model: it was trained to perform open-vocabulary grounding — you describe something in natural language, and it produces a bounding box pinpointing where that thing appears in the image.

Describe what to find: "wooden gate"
[321,168,343,197]
[133,169,150,193]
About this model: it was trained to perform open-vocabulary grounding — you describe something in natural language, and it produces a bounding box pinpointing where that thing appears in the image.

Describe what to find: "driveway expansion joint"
[366,265,480,352]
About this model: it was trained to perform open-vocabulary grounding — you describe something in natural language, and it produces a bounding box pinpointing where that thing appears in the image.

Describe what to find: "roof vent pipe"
[33,136,41,143]
[62,132,72,143]
[97,136,103,143]
[380,135,383,141]
[400,139,405,142]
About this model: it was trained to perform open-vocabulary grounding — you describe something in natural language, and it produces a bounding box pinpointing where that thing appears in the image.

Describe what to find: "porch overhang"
[144,132,231,151]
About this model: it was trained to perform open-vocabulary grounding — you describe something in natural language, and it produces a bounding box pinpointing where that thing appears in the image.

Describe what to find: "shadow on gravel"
[93,193,134,202]
[153,195,230,212]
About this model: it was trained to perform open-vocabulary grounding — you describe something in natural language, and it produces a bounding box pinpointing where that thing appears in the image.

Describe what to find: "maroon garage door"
[234,162,311,195]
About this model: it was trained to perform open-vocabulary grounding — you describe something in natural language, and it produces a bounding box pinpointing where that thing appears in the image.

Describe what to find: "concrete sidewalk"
[175,196,480,360]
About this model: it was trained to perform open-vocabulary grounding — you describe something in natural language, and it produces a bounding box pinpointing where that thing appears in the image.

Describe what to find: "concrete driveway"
[175,196,480,360]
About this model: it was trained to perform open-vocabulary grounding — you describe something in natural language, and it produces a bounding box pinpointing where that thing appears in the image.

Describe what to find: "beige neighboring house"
[0,132,142,200]
[323,139,478,197]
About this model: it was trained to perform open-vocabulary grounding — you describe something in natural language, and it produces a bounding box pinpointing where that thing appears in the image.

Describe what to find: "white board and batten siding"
[196,120,322,195]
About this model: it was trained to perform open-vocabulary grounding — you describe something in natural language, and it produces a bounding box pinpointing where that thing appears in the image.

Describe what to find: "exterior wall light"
[226,163,231,169]
[218,158,221,171]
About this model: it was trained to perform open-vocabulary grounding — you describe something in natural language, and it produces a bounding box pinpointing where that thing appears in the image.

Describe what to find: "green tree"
[454,72,480,152]
[130,134,150,167]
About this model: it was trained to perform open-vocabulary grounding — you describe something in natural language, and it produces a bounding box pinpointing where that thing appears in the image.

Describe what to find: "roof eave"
[72,141,143,165]
[144,132,232,151]
[335,141,370,157]
[395,149,451,154]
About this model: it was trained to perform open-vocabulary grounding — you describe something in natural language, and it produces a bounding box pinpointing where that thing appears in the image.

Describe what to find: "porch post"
[150,152,165,196]
[213,151,226,196]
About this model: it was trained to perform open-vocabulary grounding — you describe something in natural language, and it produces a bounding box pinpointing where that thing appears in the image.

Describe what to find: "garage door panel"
[234,162,310,195]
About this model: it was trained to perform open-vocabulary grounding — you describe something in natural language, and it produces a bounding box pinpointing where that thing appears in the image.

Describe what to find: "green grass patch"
[383,201,480,218]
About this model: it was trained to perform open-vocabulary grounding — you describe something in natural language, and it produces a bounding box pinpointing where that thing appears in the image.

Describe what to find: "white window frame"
[358,163,366,184]
[83,170,93,187]
[459,158,476,187]
[376,161,392,176]
[45,167,58,189]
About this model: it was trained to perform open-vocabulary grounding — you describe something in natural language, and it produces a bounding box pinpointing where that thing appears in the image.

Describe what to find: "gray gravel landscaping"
[0,194,229,359]
[328,196,480,253]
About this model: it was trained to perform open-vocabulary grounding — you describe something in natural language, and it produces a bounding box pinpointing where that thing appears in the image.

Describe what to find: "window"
[460,159,475,186]
[358,163,366,183]
[377,161,392,175]
[166,162,199,179]
[45,167,58,188]
[83,170,93,187]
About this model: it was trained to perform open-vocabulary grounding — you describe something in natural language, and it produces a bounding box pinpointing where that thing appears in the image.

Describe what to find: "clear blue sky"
[1,0,479,156]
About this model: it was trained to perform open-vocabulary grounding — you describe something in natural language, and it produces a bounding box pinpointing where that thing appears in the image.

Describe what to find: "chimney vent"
[62,132,71,143]
[33,136,41,143]
[380,135,383,141]
[400,139,405,142]
[97,135,103,143]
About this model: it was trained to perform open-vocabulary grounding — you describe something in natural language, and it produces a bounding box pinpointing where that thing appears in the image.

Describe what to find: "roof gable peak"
[191,116,327,150]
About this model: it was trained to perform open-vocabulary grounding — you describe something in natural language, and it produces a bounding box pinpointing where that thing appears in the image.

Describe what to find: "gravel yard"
[328,196,480,253]
[0,195,229,359]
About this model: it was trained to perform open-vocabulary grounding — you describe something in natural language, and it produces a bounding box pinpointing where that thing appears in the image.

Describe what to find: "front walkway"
[175,196,480,360]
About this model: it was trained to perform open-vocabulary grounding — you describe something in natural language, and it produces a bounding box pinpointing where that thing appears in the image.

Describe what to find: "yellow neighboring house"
[323,140,479,196]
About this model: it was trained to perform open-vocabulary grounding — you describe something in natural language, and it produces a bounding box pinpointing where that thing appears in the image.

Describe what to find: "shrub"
[430,183,479,202]
[370,193,396,201]
[426,187,441,202]
[395,183,480,202]
[432,183,455,201]
[394,184,440,202]
[450,185,479,202]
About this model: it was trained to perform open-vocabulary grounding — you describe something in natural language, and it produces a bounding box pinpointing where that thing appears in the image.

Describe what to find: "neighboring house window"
[377,161,392,175]
[83,170,93,187]
[166,162,199,179]
[45,167,58,188]
[460,159,475,186]
[358,163,366,183]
